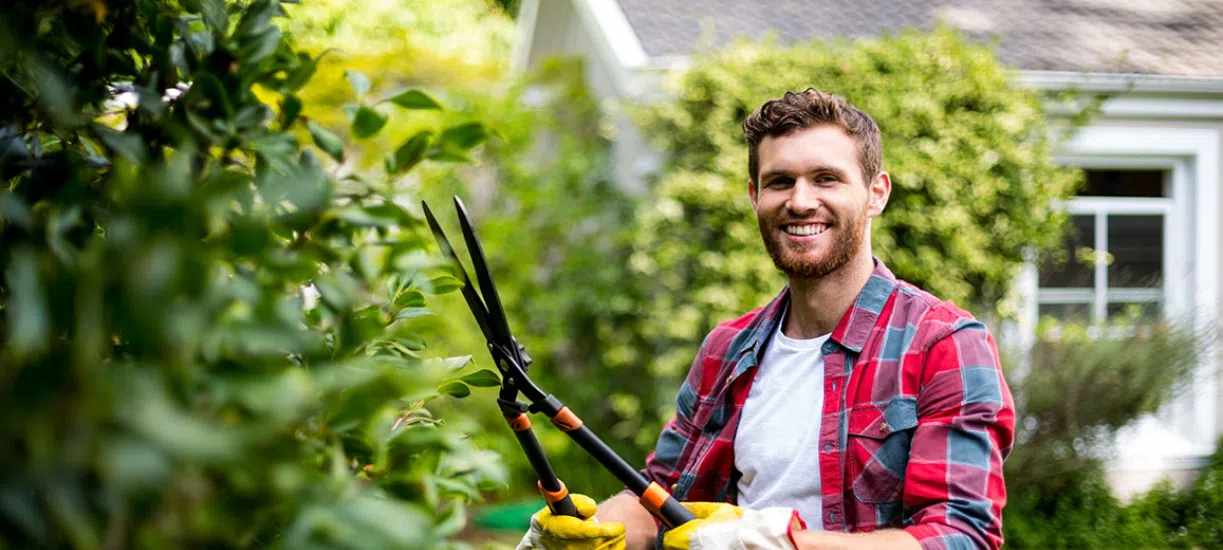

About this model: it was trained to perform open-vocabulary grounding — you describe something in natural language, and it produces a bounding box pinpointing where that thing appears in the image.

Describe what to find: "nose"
[786,179,821,215]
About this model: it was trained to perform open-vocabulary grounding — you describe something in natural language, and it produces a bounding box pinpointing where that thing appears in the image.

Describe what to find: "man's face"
[749,124,890,280]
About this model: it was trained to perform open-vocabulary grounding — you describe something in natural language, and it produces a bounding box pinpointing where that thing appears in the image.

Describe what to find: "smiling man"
[518,89,1015,550]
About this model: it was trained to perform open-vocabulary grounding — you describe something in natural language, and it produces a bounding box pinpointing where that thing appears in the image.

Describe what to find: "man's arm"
[792,529,921,550]
[597,494,659,550]
[899,320,1016,550]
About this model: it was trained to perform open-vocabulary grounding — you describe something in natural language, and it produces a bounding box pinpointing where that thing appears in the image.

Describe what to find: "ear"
[748,178,759,210]
[866,171,891,218]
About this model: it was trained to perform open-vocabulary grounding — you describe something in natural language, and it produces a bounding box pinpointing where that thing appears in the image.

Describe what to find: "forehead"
[758,125,858,174]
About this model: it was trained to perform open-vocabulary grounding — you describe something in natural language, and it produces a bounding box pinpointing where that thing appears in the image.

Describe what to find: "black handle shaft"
[510,424,580,517]
[563,424,695,527]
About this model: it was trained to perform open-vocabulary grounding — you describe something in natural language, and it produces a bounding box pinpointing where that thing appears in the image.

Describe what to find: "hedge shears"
[422,196,695,528]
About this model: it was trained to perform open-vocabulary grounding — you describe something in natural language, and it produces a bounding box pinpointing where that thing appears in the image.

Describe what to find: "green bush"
[1006,318,1206,486]
[0,0,504,547]
[1005,437,1223,549]
[1002,316,1215,549]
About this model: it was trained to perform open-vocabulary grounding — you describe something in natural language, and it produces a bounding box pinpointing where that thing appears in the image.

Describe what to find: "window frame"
[1018,125,1220,457]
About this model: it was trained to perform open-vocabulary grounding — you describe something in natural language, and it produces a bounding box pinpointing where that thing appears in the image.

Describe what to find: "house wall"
[1070,113,1223,497]
[518,0,656,193]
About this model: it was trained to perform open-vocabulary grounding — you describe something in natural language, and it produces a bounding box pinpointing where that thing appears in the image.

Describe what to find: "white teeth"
[784,224,827,236]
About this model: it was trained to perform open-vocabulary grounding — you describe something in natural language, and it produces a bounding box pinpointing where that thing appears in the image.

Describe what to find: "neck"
[783,250,875,339]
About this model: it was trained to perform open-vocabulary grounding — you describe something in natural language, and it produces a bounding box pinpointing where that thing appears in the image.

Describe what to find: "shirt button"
[823,442,832,453]
[831,380,837,391]
[821,341,836,354]
[828,511,836,523]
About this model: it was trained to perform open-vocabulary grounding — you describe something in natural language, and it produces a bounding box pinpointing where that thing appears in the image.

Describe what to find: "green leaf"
[394,289,426,308]
[437,381,471,398]
[428,275,463,294]
[439,355,472,371]
[438,122,488,151]
[395,307,435,320]
[307,121,345,161]
[459,369,501,388]
[240,25,281,64]
[390,131,431,175]
[387,89,443,110]
[351,106,388,140]
[346,69,371,99]
[200,0,229,33]
[281,93,302,127]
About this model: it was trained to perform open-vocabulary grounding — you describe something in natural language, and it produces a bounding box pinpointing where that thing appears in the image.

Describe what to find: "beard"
[758,204,868,280]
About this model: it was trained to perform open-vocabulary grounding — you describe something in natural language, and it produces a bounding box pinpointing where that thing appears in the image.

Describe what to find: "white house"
[514,0,1223,496]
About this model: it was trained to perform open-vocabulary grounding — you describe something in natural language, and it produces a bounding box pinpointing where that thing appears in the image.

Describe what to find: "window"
[1037,169,1170,323]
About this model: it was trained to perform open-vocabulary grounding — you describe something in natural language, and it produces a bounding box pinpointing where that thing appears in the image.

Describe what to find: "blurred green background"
[2,0,1221,549]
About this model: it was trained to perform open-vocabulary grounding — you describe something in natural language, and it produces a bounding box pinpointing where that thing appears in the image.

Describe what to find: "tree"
[0,0,502,546]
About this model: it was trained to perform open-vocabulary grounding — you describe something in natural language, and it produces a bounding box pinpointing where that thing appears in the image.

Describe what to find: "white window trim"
[1024,125,1221,460]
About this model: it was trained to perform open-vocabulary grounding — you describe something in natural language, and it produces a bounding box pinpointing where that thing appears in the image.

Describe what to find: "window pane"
[1038,302,1091,321]
[1108,215,1163,288]
[1081,169,1167,198]
[1040,215,1095,288]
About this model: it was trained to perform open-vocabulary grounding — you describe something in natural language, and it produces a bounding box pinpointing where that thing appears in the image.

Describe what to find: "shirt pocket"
[846,397,919,505]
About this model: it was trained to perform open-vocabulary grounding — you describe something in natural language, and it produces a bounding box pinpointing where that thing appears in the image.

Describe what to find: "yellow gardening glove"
[516,494,626,550]
[661,502,744,550]
[662,502,803,550]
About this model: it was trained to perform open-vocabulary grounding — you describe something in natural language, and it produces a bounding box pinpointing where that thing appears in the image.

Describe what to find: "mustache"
[777,216,837,226]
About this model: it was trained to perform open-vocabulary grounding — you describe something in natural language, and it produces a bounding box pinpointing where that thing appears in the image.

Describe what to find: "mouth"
[782,223,829,237]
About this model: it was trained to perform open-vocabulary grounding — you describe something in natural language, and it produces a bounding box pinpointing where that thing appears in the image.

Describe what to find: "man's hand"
[661,502,803,550]
[516,494,627,550]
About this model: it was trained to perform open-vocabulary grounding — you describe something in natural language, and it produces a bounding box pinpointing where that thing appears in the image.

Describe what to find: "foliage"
[1005,437,1223,549]
[1001,315,1216,549]
[418,59,644,499]
[282,0,514,131]
[0,0,504,547]
[1005,317,1209,486]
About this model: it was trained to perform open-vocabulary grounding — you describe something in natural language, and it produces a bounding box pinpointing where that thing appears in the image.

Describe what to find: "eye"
[816,173,840,184]
[766,177,794,188]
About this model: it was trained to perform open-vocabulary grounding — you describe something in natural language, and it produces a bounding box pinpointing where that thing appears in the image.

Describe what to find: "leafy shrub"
[0,0,503,547]
[1005,437,1223,550]
[1006,318,1207,486]
[1002,317,1215,549]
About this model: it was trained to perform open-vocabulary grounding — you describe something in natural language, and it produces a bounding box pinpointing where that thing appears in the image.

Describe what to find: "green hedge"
[0,1,504,547]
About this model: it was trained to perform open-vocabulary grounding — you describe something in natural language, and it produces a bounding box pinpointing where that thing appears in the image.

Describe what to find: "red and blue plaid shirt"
[637,260,1015,549]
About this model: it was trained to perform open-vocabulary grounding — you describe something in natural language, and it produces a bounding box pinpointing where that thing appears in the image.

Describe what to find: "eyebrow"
[759,165,850,182]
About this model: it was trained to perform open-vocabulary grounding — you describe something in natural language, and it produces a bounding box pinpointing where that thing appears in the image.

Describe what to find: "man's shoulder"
[699,306,765,358]
[889,278,989,345]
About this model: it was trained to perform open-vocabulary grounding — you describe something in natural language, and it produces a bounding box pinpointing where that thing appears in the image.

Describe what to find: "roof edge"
[573,0,648,69]
[1018,70,1223,94]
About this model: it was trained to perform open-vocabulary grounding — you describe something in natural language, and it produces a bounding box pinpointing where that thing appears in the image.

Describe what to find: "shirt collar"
[829,259,897,353]
[738,258,898,363]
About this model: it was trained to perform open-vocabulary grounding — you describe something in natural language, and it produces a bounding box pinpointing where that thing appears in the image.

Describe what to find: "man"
[520,89,1015,550]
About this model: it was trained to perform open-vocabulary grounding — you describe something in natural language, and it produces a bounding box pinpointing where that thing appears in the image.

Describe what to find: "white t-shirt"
[734,315,829,530]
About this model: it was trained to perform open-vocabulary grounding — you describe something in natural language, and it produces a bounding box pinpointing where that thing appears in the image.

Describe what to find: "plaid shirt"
[638,260,1015,549]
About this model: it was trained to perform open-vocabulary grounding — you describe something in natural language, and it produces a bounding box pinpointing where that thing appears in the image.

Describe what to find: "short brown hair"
[743,89,882,187]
